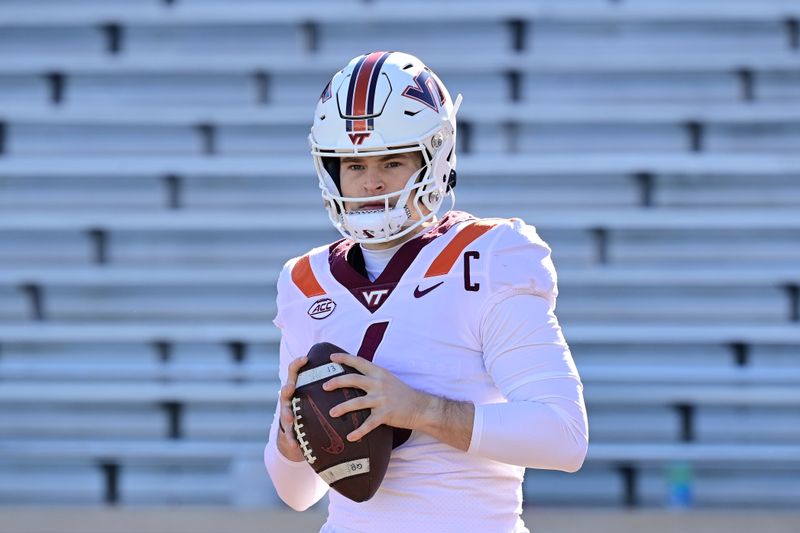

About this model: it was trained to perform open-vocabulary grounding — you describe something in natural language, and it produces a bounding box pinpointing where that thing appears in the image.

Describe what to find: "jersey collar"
[328,210,473,312]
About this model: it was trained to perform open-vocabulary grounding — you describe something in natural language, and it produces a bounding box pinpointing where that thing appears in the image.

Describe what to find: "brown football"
[291,342,393,502]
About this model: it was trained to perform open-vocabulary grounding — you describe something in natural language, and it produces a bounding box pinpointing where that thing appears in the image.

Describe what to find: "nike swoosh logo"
[306,396,345,455]
[414,281,444,298]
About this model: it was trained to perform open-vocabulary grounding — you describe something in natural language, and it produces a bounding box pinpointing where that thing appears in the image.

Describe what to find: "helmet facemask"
[314,142,441,244]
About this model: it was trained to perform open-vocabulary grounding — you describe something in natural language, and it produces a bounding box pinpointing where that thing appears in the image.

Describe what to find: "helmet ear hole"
[322,157,341,191]
[447,170,457,191]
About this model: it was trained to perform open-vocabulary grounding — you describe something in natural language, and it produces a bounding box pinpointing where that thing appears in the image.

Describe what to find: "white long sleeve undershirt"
[264,397,328,511]
[468,292,588,471]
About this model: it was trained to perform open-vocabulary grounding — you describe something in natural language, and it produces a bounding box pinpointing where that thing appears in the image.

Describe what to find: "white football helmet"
[309,51,462,244]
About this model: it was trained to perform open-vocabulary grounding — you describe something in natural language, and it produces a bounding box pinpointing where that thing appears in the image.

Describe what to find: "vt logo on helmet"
[402,69,447,113]
[347,132,372,145]
[309,51,462,244]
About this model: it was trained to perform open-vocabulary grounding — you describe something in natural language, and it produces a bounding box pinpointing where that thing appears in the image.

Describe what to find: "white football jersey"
[274,211,560,533]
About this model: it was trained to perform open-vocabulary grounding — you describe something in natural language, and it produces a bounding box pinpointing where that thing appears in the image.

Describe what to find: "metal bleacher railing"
[1,0,800,509]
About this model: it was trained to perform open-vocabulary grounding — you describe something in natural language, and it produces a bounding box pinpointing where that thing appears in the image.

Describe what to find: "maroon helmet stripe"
[347,51,389,132]
[353,52,385,117]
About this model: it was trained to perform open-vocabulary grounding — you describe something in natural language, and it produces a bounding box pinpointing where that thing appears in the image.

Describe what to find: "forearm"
[414,393,475,451]
[414,385,587,471]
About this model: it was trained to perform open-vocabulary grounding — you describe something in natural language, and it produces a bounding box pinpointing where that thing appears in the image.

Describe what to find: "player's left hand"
[324,352,432,442]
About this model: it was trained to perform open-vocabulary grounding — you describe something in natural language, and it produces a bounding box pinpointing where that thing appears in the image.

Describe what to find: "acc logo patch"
[308,298,336,320]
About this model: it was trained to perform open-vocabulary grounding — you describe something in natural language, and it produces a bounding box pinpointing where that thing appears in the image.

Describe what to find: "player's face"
[339,152,423,213]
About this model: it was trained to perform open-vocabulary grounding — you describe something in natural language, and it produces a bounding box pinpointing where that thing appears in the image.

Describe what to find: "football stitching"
[291,397,317,464]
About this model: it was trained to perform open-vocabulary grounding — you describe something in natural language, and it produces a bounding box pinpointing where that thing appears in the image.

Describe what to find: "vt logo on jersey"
[308,298,336,320]
[362,289,389,307]
[347,284,396,313]
[402,69,447,112]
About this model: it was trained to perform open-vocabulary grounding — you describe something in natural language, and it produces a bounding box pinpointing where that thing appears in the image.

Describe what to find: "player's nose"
[362,167,385,193]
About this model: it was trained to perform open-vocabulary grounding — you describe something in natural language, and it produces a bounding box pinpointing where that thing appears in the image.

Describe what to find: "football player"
[265,51,589,533]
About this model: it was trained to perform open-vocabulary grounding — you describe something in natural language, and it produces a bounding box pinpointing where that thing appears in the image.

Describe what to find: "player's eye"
[385,161,402,168]
[346,164,365,171]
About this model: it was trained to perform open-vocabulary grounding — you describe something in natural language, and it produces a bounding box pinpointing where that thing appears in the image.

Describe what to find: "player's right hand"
[276,355,308,462]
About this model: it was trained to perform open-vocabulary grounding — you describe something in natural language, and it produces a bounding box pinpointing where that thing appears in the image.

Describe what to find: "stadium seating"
[1,0,799,509]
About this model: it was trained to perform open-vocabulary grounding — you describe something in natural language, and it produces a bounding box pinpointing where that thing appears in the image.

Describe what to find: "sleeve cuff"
[467,402,484,455]
[271,445,312,469]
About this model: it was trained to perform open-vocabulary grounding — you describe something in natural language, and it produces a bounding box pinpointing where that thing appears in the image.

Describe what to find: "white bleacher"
[1,0,800,510]
[122,464,233,505]
[317,21,511,56]
[5,170,800,211]
[2,153,800,177]
[531,20,787,54]
[583,407,681,442]
[757,70,800,101]
[3,265,798,327]
[524,466,629,506]
[45,286,275,322]
[0,75,49,104]
[0,286,28,321]
[1,50,799,77]
[557,286,787,323]
[0,176,163,209]
[528,462,800,508]
[6,102,800,124]
[706,123,800,153]
[4,207,800,234]
[695,407,800,444]
[0,464,103,505]
[268,73,333,106]
[215,125,310,155]
[750,344,800,368]
[0,405,166,439]
[0,27,103,54]
[2,322,800,350]
[611,228,800,267]
[68,74,259,107]
[521,72,741,102]
[1,264,796,286]
[656,173,800,206]
[1,2,800,26]
[125,24,301,56]
[513,123,686,153]
[0,231,94,266]
[7,124,201,155]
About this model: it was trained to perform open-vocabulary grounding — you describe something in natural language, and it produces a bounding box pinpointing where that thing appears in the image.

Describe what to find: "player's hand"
[276,355,308,462]
[324,353,433,442]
